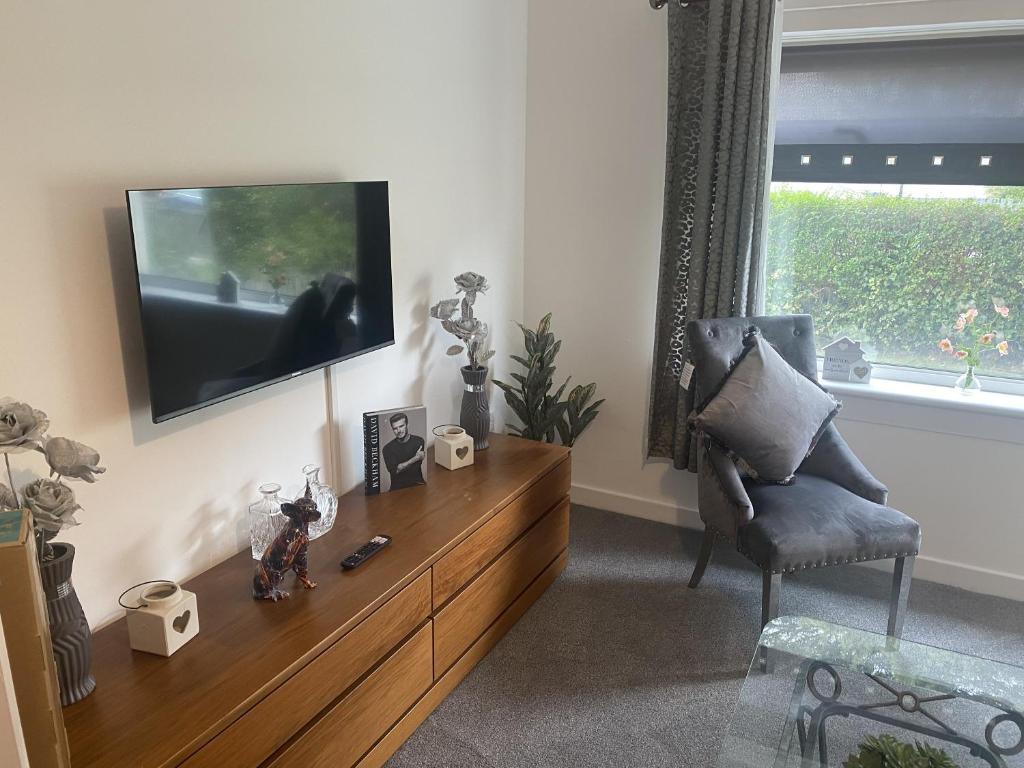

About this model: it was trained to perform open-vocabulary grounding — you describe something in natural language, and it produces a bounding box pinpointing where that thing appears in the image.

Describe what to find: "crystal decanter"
[248,482,287,559]
[303,464,338,540]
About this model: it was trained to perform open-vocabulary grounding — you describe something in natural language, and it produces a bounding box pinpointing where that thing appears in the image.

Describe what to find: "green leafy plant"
[493,314,604,447]
[765,187,1024,378]
[843,735,959,768]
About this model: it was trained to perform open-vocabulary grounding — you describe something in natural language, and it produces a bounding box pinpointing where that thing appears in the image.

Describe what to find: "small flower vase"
[303,465,337,540]
[460,366,490,451]
[248,483,287,559]
[954,365,982,396]
[39,543,96,706]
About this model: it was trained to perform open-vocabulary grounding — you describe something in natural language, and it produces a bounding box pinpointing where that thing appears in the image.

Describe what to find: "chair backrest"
[686,315,817,406]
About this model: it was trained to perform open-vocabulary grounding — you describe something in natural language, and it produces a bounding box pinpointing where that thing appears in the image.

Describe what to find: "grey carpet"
[386,505,1024,768]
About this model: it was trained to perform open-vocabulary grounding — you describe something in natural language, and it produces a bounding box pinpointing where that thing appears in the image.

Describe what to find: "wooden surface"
[432,459,570,608]
[433,499,571,675]
[267,623,434,768]
[357,550,569,768]
[63,434,569,768]
[181,573,431,768]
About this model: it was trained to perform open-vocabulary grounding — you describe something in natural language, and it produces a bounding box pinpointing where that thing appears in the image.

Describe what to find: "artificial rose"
[44,437,106,483]
[454,272,489,295]
[979,332,996,345]
[994,301,1010,318]
[953,316,966,332]
[429,298,460,321]
[964,307,979,324]
[0,483,16,510]
[22,479,80,533]
[955,350,969,359]
[0,398,49,454]
[938,339,953,353]
[998,340,1010,356]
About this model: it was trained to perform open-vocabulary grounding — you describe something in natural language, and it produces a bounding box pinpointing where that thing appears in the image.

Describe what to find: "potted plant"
[937,299,1011,395]
[844,735,957,768]
[493,314,604,447]
[431,272,495,450]
[0,397,105,705]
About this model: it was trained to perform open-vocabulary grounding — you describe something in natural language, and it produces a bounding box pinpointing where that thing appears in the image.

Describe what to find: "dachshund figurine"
[252,483,321,601]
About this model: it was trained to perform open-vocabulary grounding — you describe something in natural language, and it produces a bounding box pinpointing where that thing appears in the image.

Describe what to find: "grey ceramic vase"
[39,543,95,706]
[460,365,490,451]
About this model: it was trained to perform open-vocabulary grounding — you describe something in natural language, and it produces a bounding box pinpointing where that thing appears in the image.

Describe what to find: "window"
[765,37,1024,390]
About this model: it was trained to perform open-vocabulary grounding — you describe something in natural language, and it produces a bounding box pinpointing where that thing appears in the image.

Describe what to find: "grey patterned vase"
[39,543,95,706]
[460,365,490,451]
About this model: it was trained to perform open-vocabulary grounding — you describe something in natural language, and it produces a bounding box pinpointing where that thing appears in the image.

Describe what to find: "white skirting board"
[571,483,1024,603]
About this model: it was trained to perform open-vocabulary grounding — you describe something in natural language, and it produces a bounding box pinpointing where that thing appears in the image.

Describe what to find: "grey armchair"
[686,315,921,643]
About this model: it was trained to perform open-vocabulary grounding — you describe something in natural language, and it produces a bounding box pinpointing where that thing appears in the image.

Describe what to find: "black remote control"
[341,535,392,570]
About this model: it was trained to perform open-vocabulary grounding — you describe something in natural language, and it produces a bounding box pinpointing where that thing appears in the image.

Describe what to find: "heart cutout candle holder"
[122,581,200,657]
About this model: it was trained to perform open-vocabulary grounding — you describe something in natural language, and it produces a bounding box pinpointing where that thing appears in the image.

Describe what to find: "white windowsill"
[821,375,1024,445]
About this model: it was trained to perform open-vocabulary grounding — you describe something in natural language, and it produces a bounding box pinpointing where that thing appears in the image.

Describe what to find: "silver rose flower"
[430,298,460,321]
[22,479,80,533]
[0,483,16,510]
[0,398,49,454]
[44,437,107,483]
[454,272,489,295]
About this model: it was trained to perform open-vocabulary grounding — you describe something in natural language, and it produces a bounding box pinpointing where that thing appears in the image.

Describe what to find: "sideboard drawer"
[267,623,433,768]
[182,572,431,768]
[433,499,569,675]
[432,458,569,607]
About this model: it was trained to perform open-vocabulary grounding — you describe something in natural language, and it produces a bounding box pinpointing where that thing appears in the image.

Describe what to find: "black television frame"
[125,180,395,423]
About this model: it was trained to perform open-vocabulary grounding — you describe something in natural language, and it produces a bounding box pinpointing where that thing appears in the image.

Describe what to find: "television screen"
[126,181,394,422]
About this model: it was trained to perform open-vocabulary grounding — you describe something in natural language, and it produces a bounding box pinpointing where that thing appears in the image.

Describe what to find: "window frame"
[769,29,1024,398]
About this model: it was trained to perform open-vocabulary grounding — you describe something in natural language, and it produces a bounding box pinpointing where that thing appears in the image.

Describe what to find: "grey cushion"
[739,474,922,573]
[690,330,840,484]
[688,315,818,402]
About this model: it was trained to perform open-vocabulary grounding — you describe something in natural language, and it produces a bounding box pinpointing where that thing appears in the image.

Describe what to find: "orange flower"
[994,302,1010,318]
[980,332,996,344]
[938,338,954,353]
[964,308,979,324]
[955,350,969,359]
[953,315,966,332]
[998,340,1010,356]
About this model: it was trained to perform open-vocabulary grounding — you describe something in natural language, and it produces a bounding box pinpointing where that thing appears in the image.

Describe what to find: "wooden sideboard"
[62,434,570,767]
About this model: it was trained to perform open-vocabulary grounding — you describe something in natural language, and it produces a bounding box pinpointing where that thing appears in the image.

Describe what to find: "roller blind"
[773,36,1024,184]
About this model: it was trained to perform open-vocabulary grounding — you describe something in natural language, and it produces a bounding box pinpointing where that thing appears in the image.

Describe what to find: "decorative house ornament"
[433,425,474,471]
[121,581,199,657]
[822,337,868,382]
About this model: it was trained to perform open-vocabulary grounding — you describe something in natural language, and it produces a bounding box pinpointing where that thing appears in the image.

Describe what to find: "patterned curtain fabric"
[647,0,779,470]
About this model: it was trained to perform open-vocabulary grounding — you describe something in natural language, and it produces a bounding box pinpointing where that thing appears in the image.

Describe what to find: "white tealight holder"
[125,581,199,657]
[434,426,474,471]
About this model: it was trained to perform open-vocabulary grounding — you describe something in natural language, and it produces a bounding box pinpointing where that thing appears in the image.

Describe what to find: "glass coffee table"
[716,617,1024,767]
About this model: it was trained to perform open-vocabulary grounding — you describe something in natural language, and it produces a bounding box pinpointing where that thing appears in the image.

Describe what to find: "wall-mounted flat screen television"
[126,181,394,422]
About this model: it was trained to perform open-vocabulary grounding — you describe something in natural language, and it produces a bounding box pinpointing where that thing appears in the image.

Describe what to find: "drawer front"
[432,458,570,607]
[433,499,569,675]
[267,623,433,768]
[182,572,431,768]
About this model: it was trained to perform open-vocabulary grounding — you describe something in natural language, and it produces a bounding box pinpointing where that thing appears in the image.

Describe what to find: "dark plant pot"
[39,543,95,706]
[460,365,490,451]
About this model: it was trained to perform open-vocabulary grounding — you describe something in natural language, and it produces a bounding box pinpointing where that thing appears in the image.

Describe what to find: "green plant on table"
[844,735,958,768]
[493,314,603,447]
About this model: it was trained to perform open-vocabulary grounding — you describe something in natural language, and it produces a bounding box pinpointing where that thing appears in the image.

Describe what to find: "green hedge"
[764,188,1024,377]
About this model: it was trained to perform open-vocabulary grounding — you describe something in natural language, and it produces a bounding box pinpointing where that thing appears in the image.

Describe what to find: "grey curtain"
[647,0,779,470]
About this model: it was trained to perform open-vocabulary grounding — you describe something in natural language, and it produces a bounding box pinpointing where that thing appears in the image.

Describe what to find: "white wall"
[0,1,527,628]
[524,0,1024,600]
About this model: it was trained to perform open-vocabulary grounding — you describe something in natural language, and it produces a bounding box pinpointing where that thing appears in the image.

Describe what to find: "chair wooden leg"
[759,572,782,672]
[688,527,715,589]
[887,556,914,639]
